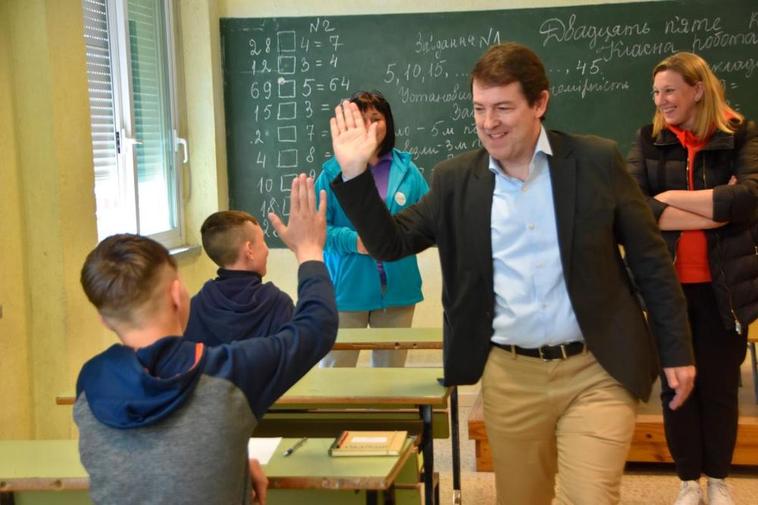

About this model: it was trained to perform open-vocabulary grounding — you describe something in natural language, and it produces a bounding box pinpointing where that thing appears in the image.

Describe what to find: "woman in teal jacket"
[316,91,429,367]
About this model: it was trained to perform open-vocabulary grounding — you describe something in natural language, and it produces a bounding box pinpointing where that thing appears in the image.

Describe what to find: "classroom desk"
[275,367,449,505]
[0,440,88,493]
[333,327,443,350]
[0,438,414,505]
[267,437,415,505]
[330,328,461,505]
[56,367,449,505]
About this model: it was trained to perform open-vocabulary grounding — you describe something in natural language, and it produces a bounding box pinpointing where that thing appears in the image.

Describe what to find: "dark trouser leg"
[660,283,747,480]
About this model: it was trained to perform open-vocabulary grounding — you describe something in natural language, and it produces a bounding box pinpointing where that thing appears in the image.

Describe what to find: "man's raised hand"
[330,100,378,179]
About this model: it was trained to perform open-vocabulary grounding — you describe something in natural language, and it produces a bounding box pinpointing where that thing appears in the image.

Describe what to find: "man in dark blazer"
[329,43,695,505]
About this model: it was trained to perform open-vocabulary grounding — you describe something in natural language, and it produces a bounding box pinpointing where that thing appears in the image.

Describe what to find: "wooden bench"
[467,392,758,471]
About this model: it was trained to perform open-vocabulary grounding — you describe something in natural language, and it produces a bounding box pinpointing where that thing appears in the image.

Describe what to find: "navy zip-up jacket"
[184,269,294,346]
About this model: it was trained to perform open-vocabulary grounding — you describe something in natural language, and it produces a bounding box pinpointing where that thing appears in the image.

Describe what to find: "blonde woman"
[628,52,758,505]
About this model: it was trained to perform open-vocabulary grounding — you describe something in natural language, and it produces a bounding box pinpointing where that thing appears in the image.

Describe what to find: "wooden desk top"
[266,437,415,490]
[0,440,88,491]
[333,327,442,350]
[0,438,414,493]
[58,367,448,408]
[276,367,448,408]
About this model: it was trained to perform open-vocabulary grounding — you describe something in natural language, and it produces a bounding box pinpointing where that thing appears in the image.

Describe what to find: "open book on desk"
[329,430,408,457]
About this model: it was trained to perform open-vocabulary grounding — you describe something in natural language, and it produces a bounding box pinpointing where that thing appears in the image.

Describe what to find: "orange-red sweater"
[667,125,711,283]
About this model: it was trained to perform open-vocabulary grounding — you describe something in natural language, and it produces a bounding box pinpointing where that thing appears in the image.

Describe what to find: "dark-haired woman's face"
[361,107,387,151]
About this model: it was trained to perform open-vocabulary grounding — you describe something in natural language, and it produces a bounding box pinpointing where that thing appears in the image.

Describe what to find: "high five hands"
[330,100,380,179]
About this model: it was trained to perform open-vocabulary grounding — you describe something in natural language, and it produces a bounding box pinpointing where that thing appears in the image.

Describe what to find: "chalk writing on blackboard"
[222,1,757,246]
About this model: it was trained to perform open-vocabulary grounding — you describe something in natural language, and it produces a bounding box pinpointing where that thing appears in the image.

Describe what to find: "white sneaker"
[707,477,735,505]
[674,480,703,505]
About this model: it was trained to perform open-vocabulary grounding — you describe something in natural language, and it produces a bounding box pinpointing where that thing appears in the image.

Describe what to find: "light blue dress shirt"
[489,127,584,348]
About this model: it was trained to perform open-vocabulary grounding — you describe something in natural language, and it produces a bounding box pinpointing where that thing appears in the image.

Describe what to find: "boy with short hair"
[74,175,335,505]
[184,210,294,346]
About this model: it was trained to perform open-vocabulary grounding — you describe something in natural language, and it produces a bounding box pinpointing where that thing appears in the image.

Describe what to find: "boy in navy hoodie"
[184,210,294,346]
[74,175,336,505]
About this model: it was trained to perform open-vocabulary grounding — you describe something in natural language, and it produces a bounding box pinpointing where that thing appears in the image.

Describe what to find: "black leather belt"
[491,341,586,361]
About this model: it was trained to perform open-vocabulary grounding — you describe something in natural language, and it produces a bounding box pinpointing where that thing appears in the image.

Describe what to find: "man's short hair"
[81,234,177,322]
[471,42,550,109]
[200,210,260,267]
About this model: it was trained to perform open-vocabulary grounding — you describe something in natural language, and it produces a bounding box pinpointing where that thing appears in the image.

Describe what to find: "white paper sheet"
[247,437,282,465]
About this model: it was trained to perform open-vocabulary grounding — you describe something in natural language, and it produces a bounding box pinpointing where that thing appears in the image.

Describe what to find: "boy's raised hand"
[268,174,326,264]
[330,100,379,179]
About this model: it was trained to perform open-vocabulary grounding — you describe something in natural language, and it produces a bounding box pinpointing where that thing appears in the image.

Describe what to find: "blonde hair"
[651,52,743,140]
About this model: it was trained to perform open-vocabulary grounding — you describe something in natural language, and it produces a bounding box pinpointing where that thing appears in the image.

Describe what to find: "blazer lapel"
[547,133,577,285]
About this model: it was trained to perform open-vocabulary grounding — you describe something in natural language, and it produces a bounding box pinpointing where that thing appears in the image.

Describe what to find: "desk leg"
[450,386,462,505]
[420,405,435,505]
[750,342,757,403]
[383,485,396,505]
[367,490,378,505]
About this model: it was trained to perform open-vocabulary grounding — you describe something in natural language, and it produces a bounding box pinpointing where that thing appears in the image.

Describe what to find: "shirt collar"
[487,125,552,181]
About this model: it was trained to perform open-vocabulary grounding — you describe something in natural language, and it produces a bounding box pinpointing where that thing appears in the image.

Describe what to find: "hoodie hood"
[184,269,293,346]
[76,337,205,429]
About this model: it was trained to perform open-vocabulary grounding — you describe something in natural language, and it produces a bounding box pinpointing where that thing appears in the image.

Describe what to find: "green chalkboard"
[221,0,758,246]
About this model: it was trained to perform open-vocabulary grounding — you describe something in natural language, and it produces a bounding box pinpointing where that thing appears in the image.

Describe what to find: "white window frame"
[84,0,187,248]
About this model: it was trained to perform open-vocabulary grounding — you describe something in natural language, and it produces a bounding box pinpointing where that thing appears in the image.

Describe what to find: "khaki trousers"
[482,346,638,505]
[319,306,415,367]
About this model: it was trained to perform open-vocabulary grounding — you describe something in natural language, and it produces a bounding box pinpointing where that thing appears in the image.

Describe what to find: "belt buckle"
[538,345,566,361]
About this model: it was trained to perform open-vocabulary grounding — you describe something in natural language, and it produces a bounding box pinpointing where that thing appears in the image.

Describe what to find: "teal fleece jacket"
[315,149,429,311]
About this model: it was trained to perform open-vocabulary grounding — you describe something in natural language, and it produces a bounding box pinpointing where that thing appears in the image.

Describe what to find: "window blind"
[82,0,118,187]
